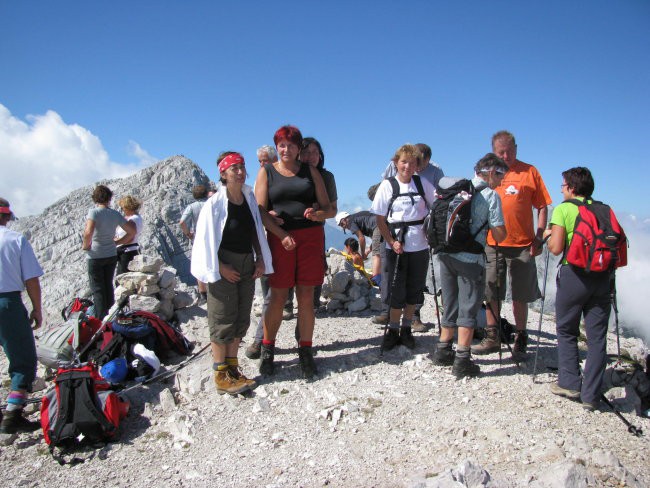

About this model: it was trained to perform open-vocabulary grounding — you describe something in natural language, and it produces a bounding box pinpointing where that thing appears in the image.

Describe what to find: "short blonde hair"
[118,195,142,213]
[391,143,423,166]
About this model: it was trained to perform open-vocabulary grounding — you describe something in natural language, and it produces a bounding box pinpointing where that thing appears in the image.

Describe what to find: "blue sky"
[1,1,649,221]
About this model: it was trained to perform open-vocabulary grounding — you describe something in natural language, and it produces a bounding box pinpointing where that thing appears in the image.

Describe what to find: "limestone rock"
[128,254,164,274]
[173,291,194,310]
[347,296,368,312]
[129,295,161,312]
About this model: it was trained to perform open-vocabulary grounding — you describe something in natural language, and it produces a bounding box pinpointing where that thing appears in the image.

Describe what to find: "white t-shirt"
[370,176,434,252]
[115,214,143,245]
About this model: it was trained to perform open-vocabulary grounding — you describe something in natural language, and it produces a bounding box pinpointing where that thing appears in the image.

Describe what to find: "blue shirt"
[0,226,44,293]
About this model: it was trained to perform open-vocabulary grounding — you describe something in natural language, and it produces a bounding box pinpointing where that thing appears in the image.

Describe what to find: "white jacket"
[190,183,273,283]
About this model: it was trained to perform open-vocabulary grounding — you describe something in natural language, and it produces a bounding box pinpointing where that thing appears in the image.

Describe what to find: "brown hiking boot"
[472,326,500,355]
[512,330,528,361]
[229,366,257,389]
[214,369,252,395]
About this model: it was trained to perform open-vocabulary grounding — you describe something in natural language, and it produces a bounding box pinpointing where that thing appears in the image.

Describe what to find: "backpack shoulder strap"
[386,177,400,217]
[412,175,425,199]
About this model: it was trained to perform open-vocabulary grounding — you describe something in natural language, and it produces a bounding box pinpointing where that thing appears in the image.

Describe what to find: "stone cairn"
[319,249,382,314]
[113,254,195,322]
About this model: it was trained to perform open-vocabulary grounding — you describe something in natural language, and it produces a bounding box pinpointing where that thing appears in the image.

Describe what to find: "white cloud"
[127,140,157,165]
[0,104,155,217]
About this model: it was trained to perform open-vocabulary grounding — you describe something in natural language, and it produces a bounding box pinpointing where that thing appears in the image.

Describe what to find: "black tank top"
[219,200,254,254]
[265,164,319,230]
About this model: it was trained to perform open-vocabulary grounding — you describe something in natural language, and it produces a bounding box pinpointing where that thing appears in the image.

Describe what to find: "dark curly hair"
[92,185,113,204]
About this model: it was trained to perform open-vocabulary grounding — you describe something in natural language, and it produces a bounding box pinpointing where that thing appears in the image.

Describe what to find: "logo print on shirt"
[505,185,518,195]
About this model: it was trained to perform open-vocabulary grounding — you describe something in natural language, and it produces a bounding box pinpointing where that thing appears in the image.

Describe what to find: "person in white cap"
[335,210,381,279]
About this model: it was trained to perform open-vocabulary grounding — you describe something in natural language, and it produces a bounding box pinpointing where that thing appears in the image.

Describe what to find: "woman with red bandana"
[255,125,331,379]
[191,152,294,395]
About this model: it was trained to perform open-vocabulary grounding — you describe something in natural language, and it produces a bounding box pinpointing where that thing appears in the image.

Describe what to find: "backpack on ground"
[386,175,427,241]
[118,310,191,357]
[40,362,129,463]
[61,297,94,321]
[565,199,628,273]
[36,312,103,369]
[424,178,486,254]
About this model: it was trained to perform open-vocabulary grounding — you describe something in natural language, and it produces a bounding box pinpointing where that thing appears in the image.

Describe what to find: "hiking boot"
[399,327,416,349]
[512,330,528,361]
[228,366,257,389]
[382,328,400,351]
[472,326,500,355]
[581,400,600,412]
[549,382,580,400]
[431,343,455,366]
[452,356,480,379]
[259,344,275,376]
[298,346,318,379]
[0,410,40,434]
[245,341,262,360]
[372,314,389,325]
[411,318,426,332]
[214,370,252,395]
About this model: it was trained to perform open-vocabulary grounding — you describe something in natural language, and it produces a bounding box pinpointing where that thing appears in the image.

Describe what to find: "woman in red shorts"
[255,125,331,379]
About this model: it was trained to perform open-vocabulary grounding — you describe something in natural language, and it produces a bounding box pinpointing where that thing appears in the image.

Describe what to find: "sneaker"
[549,382,581,400]
[512,330,528,361]
[0,410,41,434]
[472,326,500,355]
[399,327,416,349]
[452,356,480,379]
[372,314,389,325]
[259,344,275,376]
[382,328,400,351]
[214,370,252,395]
[245,341,262,360]
[282,308,294,321]
[228,366,257,389]
[411,318,426,333]
[298,346,318,379]
[431,344,455,366]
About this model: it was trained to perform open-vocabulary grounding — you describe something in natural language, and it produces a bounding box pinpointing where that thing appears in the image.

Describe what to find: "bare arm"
[254,166,269,210]
[180,221,193,240]
[304,166,332,221]
[376,215,402,254]
[530,206,548,256]
[490,225,507,244]
[25,277,42,329]
[356,231,369,258]
[82,219,95,251]
[544,224,566,256]
[114,220,136,246]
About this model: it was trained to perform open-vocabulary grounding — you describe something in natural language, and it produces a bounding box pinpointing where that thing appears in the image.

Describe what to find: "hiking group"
[0,126,631,436]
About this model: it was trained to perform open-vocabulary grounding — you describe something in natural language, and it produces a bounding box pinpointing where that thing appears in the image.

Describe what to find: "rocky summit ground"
[1,296,649,488]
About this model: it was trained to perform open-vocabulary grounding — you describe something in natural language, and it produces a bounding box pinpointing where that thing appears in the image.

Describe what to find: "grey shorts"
[371,227,382,257]
[485,245,541,303]
[439,254,484,329]
[207,249,255,344]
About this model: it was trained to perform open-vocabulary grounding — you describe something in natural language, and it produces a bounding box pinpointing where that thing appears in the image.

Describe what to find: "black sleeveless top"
[219,200,254,254]
[265,164,320,230]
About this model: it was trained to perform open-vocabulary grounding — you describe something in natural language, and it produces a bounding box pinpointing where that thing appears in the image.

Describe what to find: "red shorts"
[267,226,325,288]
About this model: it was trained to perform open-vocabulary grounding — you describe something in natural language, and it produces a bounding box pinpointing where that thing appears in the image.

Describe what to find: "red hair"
[273,125,303,147]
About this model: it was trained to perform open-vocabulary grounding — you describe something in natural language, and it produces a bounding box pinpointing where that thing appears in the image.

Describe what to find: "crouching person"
[431,154,507,378]
[372,144,435,351]
[191,153,294,395]
[0,198,43,433]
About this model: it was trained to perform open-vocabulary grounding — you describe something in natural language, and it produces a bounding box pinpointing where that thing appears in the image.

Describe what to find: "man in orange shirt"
[473,131,552,361]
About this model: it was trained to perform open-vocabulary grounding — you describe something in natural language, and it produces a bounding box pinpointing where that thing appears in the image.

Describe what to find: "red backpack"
[565,199,628,273]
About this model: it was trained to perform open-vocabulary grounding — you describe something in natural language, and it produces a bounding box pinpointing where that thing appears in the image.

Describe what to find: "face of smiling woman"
[394,155,417,183]
[276,140,300,165]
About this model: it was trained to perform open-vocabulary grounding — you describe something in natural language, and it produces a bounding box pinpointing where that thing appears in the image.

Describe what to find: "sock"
[437,341,453,350]
[388,322,400,330]
[262,339,275,346]
[225,357,238,367]
[213,362,228,371]
[457,345,471,359]
[6,392,26,412]
[401,318,412,329]
[299,341,312,348]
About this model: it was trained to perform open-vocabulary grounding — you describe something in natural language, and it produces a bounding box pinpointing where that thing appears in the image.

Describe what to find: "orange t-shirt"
[486,160,552,247]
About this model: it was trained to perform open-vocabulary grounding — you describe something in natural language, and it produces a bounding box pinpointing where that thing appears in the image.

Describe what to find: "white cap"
[335,211,350,226]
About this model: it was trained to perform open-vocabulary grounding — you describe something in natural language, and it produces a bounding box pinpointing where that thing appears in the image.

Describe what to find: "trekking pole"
[380,227,404,358]
[428,249,442,334]
[599,393,643,437]
[610,274,621,360]
[532,236,551,383]
[76,296,130,361]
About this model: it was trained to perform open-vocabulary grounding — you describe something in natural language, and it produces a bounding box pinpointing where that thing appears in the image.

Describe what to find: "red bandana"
[218,153,245,173]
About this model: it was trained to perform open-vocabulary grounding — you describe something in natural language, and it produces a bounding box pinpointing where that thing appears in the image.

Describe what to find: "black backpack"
[424,178,486,254]
[385,175,427,241]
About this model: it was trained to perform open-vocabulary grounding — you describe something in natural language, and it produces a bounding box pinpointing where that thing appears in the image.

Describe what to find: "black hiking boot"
[512,330,528,362]
[452,355,480,379]
[298,346,318,379]
[0,410,40,434]
[382,328,400,351]
[259,344,275,376]
[399,327,416,350]
[245,341,262,360]
[431,343,455,366]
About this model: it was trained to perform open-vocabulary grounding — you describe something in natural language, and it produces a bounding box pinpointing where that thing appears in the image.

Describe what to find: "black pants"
[384,248,429,310]
[116,247,139,275]
[88,256,118,319]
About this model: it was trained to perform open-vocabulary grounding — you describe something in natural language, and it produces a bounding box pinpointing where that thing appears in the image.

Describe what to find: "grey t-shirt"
[180,200,206,233]
[86,207,128,260]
